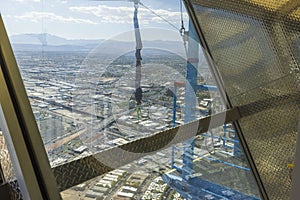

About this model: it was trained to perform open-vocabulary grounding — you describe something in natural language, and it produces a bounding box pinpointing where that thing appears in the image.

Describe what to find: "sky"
[1,0,189,40]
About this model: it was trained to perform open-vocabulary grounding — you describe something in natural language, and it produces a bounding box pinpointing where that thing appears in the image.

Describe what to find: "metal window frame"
[0,15,61,199]
[291,119,300,200]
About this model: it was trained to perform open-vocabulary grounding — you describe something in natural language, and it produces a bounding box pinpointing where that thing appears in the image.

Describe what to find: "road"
[45,128,86,151]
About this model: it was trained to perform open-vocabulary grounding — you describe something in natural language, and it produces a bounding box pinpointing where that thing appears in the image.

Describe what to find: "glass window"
[1,1,262,199]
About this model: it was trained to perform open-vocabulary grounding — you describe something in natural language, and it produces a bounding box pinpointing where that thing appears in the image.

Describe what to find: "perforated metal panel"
[188,0,300,199]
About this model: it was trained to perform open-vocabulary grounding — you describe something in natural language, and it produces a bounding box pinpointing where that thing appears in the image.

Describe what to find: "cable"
[138,1,188,58]
[179,0,185,35]
[139,2,179,31]
[178,0,188,57]
[139,1,188,57]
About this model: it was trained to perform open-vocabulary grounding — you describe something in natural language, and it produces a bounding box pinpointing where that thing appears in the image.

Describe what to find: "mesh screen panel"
[189,0,300,199]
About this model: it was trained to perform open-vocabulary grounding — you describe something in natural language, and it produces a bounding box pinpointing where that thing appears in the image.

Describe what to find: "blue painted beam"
[196,84,218,92]
[182,21,199,181]
[163,174,260,200]
[203,156,250,171]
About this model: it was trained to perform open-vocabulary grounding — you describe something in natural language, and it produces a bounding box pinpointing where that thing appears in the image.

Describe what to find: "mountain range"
[10,33,101,46]
[10,33,101,52]
[10,33,186,54]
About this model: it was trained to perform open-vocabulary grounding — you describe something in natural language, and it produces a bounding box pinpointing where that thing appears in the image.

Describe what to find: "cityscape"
[1,0,298,199]
[11,35,258,200]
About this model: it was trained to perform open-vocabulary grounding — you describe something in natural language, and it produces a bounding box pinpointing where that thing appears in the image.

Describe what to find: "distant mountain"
[9,33,187,56]
[10,33,101,46]
[11,43,98,52]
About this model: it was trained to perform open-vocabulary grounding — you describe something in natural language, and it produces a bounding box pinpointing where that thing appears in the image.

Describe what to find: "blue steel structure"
[182,21,200,182]
[172,82,217,127]
[163,21,259,200]
[163,174,260,200]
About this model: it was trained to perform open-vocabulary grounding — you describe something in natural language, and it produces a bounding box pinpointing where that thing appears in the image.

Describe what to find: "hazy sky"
[1,0,188,40]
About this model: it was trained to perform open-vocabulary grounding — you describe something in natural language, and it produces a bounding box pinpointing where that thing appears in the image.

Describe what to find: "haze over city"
[2,0,188,40]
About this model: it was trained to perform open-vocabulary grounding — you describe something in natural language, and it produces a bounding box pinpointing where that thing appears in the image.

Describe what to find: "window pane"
[2,0,262,199]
